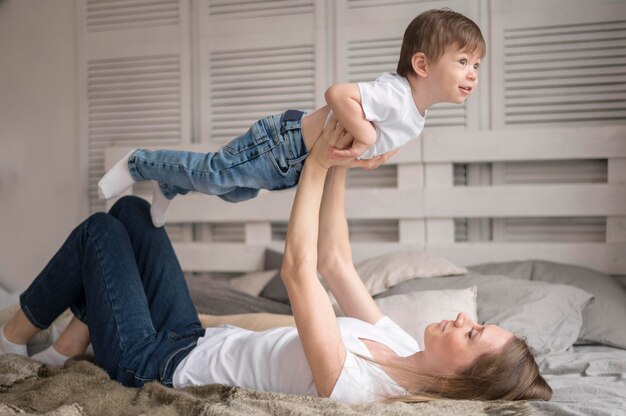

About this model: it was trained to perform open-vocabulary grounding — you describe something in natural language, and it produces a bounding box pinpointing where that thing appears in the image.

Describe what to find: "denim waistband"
[117,328,204,388]
[281,109,305,123]
[159,332,202,387]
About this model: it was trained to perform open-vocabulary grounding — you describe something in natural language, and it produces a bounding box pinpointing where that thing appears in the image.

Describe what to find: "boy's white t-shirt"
[172,316,420,404]
[356,72,425,159]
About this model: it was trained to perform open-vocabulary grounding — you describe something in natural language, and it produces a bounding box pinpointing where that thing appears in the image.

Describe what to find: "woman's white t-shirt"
[172,316,420,404]
[356,72,425,160]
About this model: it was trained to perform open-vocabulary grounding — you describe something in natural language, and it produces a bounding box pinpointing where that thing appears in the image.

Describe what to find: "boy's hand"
[327,139,371,161]
[327,125,375,161]
[320,115,396,169]
[348,148,398,170]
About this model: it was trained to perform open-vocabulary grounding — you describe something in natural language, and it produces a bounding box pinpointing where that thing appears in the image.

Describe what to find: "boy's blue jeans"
[128,110,309,203]
[19,196,204,387]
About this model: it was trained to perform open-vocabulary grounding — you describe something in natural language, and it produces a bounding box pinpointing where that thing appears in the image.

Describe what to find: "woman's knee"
[109,196,150,217]
[108,196,162,235]
[108,196,153,229]
[85,212,124,235]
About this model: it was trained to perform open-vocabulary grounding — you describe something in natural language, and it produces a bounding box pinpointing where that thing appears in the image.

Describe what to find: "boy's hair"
[397,8,486,77]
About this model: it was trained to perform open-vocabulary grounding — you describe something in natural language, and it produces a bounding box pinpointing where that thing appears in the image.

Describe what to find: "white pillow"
[355,251,468,296]
[229,270,278,297]
[374,287,477,348]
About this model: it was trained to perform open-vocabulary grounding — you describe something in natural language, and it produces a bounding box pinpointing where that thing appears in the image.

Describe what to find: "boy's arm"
[324,84,376,160]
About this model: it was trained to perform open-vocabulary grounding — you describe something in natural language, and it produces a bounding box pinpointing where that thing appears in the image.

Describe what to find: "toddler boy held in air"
[98,9,485,227]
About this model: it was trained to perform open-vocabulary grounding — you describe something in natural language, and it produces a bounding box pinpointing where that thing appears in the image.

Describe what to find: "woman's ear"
[411,52,428,78]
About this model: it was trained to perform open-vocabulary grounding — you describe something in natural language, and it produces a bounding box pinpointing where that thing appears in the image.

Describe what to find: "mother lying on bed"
[0,120,551,404]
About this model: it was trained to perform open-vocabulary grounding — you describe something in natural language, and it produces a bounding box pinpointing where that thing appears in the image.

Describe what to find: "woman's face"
[421,312,513,375]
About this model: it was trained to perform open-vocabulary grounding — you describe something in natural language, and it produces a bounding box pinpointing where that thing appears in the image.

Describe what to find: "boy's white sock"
[150,181,171,228]
[97,149,137,200]
[0,325,28,356]
[31,345,70,366]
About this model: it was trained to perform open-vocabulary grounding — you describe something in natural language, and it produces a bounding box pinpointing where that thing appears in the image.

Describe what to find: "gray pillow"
[467,261,533,281]
[530,260,626,349]
[187,277,292,315]
[259,274,290,304]
[259,249,290,304]
[264,248,284,270]
[377,272,593,355]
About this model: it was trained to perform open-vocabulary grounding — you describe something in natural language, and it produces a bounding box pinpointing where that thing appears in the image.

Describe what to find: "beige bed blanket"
[0,354,537,416]
[0,308,537,415]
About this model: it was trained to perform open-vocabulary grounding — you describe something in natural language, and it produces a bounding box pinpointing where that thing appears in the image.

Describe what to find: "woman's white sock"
[98,149,137,200]
[0,325,28,356]
[31,345,70,366]
[150,181,171,228]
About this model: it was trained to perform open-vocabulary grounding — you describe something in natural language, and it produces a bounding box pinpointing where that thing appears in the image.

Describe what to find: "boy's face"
[426,46,481,104]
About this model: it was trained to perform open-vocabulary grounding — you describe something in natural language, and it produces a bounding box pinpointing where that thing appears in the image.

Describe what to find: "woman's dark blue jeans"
[19,196,204,387]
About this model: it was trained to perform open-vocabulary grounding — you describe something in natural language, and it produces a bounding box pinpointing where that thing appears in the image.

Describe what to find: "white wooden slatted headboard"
[105,125,626,276]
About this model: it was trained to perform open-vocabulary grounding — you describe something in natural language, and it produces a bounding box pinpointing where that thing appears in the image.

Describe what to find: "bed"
[0,126,624,415]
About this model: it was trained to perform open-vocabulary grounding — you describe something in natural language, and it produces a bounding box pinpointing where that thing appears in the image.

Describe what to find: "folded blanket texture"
[0,354,537,416]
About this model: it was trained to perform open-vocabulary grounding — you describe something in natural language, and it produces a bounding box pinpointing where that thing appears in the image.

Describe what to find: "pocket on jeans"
[224,123,270,155]
[267,147,306,182]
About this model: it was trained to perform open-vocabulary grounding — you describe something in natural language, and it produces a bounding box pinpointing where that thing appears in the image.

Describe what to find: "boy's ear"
[411,52,428,77]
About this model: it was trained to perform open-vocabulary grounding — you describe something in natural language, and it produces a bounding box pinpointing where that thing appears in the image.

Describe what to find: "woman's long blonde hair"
[367,336,552,403]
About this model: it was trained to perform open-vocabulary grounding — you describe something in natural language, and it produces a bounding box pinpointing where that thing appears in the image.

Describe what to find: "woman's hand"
[348,148,398,170]
[310,115,355,169]
[312,114,396,170]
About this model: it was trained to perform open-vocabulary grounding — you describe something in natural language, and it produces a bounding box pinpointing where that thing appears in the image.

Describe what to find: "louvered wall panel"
[209,45,316,143]
[453,164,468,186]
[196,0,322,245]
[86,0,179,32]
[490,1,625,245]
[210,223,246,242]
[503,20,626,125]
[271,220,399,242]
[500,160,607,184]
[348,219,399,242]
[271,222,288,241]
[87,55,183,212]
[347,165,397,188]
[209,0,314,19]
[348,0,434,8]
[453,164,468,241]
[493,160,608,243]
[163,224,188,242]
[502,217,606,243]
[454,219,468,242]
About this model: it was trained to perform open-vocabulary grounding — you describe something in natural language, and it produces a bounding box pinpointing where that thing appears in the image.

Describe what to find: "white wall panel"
[80,0,191,212]
[487,0,626,244]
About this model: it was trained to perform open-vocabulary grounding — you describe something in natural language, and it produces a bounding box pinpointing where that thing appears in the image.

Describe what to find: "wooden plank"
[424,126,626,162]
[173,242,266,272]
[425,184,626,218]
[607,158,626,242]
[120,184,626,222]
[174,241,626,275]
[426,242,626,275]
[105,138,423,168]
[106,126,626,170]
[142,187,425,222]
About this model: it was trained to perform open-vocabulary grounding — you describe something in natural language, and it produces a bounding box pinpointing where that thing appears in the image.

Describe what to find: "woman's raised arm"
[317,165,384,325]
[280,127,345,398]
